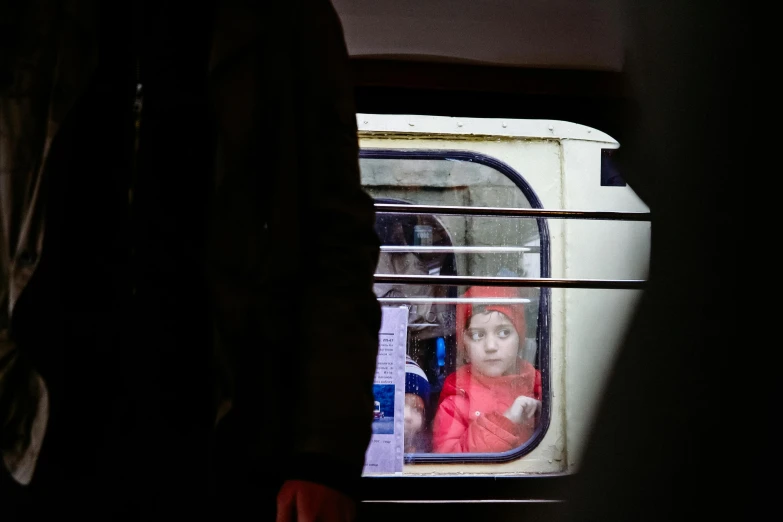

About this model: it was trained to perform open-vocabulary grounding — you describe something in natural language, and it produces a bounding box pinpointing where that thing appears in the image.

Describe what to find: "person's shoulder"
[440,367,465,396]
[449,364,474,382]
[440,365,474,397]
[441,371,458,393]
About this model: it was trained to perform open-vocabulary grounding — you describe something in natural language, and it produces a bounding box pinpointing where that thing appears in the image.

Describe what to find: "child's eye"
[497,328,512,338]
[468,330,484,341]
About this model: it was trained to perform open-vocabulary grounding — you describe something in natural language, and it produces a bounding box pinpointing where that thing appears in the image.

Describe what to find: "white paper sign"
[362,306,407,475]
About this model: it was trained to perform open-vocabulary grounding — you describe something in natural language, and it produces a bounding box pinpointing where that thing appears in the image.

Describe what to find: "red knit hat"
[456,286,526,354]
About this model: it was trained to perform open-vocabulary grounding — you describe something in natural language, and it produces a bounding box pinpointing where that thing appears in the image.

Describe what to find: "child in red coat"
[432,286,542,453]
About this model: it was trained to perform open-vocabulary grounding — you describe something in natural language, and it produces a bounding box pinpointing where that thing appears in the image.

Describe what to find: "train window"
[357,115,650,479]
[360,150,550,464]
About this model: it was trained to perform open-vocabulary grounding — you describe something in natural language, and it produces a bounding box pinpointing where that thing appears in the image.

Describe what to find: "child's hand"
[503,395,542,424]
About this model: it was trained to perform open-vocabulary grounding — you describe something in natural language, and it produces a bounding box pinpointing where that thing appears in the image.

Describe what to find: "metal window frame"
[363,148,556,465]
[361,148,649,471]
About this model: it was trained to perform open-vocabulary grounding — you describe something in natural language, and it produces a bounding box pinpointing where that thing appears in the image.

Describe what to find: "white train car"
[359,113,650,478]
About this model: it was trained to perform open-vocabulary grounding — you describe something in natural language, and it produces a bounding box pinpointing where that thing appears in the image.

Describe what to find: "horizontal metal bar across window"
[375,203,651,221]
[373,274,647,290]
[377,297,532,304]
[380,245,532,253]
[361,500,564,504]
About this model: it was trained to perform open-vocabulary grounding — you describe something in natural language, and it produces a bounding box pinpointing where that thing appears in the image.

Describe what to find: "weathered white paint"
[357,113,617,143]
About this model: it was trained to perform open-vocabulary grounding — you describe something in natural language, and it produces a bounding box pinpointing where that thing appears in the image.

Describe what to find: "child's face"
[464,311,520,377]
[404,393,425,437]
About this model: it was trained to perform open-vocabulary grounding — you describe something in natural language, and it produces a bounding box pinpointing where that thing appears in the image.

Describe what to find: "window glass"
[360,151,549,462]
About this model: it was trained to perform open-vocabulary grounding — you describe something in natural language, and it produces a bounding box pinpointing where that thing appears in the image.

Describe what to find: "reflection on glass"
[361,155,543,456]
[361,157,540,280]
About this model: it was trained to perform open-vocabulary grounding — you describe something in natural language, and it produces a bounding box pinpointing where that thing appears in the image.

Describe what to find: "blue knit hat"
[405,355,430,403]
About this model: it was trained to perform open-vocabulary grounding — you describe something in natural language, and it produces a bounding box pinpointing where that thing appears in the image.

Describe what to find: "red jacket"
[432,360,542,453]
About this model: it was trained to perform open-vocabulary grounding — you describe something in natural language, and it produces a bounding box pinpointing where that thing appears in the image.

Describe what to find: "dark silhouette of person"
[1,1,380,520]
[554,1,755,520]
